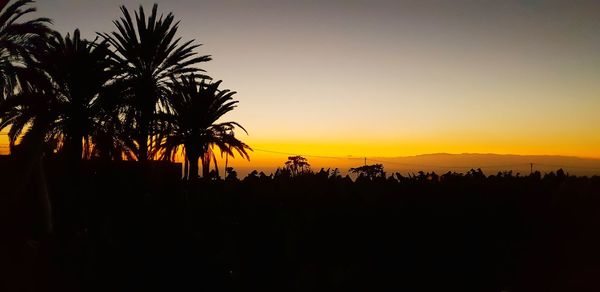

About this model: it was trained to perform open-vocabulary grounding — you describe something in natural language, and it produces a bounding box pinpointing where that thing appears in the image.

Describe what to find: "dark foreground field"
[2,164,600,292]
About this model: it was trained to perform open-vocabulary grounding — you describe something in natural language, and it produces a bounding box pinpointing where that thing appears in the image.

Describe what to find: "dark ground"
[2,161,600,291]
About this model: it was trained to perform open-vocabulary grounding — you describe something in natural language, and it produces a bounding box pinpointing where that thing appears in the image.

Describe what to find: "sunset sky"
[3,0,600,171]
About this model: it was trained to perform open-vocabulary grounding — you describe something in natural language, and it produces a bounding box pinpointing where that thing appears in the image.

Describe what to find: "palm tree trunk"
[138,104,150,162]
[183,157,189,180]
[187,152,200,180]
[72,135,83,161]
[138,129,148,162]
[61,133,83,162]
[190,159,198,180]
[202,152,210,178]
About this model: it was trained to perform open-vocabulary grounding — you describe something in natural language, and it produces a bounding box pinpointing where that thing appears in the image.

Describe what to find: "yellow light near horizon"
[0,132,8,155]
[242,136,600,160]
[1,128,599,166]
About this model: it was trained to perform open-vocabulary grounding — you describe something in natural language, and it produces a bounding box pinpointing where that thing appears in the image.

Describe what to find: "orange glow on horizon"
[2,131,600,162]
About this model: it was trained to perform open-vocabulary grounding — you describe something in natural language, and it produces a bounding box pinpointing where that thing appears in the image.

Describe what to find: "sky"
[3,0,600,172]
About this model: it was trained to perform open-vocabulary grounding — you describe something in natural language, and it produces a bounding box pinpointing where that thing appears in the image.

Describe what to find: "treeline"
[229,156,584,183]
[3,165,599,291]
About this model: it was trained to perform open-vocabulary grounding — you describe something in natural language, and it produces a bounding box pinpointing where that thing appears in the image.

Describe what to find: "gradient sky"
[3,0,600,170]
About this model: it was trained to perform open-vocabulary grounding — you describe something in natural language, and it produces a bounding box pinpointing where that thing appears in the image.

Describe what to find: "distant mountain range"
[369,153,600,176]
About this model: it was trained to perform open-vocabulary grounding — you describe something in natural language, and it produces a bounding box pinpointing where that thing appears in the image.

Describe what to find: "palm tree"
[0,29,114,161]
[0,0,51,236]
[99,4,211,162]
[0,0,51,99]
[34,29,114,160]
[156,75,251,180]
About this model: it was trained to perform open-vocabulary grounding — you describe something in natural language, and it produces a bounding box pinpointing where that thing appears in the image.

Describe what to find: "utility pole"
[364,157,367,166]
[530,163,533,174]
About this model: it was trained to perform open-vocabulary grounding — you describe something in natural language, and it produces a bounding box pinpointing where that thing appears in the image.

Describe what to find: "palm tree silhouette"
[0,29,113,160]
[0,0,51,99]
[155,75,251,180]
[99,4,211,162]
[0,0,52,236]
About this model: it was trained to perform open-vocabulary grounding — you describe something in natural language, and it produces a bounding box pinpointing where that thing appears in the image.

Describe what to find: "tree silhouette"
[0,0,52,236]
[284,155,311,176]
[155,75,250,180]
[99,4,211,162]
[0,0,51,99]
[0,29,113,160]
[349,163,384,179]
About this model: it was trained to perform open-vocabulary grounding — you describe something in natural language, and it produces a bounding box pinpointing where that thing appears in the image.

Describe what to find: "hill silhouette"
[374,153,600,175]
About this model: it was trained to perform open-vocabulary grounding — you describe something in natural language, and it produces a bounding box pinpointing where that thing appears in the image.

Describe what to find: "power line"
[253,148,362,161]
